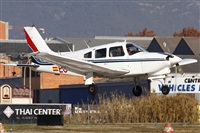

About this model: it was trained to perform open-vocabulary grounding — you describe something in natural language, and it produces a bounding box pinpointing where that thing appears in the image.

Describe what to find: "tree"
[173,27,200,37]
[125,28,156,37]
[125,32,134,36]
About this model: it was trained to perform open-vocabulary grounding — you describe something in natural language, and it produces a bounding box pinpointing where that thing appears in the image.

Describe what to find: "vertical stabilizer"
[24,26,52,53]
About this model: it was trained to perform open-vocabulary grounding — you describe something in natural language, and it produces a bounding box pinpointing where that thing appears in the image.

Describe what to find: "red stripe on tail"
[24,28,39,52]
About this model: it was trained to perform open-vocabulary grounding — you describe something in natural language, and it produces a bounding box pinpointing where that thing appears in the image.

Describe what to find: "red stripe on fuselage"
[24,28,39,52]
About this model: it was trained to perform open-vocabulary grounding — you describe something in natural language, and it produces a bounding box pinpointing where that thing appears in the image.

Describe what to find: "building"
[0,55,21,78]
[147,37,200,56]
[147,37,200,73]
[147,37,181,53]
[0,21,9,40]
[173,37,200,55]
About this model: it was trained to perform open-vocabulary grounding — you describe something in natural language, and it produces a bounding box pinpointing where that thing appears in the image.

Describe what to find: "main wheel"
[162,85,170,95]
[88,84,98,95]
[132,85,142,97]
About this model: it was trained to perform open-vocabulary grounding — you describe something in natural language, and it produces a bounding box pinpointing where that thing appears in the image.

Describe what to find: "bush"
[64,93,198,123]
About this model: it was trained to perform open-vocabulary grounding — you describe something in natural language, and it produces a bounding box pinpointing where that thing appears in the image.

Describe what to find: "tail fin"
[24,26,52,53]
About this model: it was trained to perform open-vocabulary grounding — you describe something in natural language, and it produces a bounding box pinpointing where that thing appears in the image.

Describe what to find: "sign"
[0,84,12,104]
[74,106,99,114]
[12,87,32,98]
[151,76,200,93]
[64,104,72,115]
[0,104,68,124]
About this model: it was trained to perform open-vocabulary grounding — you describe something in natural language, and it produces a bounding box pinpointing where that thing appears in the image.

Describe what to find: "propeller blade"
[177,59,197,66]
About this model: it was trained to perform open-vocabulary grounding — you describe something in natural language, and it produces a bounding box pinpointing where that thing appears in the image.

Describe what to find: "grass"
[3,123,200,133]
[2,93,200,132]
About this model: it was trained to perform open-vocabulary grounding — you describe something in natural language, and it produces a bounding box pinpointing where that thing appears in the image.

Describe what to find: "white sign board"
[1,84,12,104]
[151,75,200,93]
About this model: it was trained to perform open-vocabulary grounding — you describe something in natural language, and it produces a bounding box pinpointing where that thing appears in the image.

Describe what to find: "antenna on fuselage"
[84,40,91,48]
[55,36,73,52]
[163,42,170,53]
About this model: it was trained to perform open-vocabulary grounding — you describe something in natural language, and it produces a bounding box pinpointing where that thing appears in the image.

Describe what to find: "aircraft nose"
[168,55,182,66]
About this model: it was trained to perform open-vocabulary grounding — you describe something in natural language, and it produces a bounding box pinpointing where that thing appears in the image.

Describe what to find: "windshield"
[126,43,147,55]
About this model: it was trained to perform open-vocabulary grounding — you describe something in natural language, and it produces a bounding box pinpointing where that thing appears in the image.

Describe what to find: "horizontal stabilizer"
[4,64,39,67]
[177,59,197,66]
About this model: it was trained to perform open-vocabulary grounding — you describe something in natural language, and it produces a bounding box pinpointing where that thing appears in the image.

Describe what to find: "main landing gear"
[85,73,98,95]
[132,85,142,97]
[87,76,170,96]
[88,83,98,95]
[132,77,143,97]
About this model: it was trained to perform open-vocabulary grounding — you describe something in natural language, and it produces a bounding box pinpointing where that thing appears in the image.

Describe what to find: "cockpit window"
[109,46,124,57]
[126,43,145,55]
[84,52,92,58]
[95,48,106,58]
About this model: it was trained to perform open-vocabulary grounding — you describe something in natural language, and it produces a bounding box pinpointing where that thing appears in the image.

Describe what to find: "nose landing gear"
[161,85,170,95]
[149,75,170,95]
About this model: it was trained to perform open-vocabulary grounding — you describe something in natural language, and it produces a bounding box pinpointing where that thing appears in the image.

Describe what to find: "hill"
[1,0,199,39]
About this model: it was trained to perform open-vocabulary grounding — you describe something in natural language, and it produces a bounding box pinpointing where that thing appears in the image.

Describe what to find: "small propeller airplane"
[8,26,198,96]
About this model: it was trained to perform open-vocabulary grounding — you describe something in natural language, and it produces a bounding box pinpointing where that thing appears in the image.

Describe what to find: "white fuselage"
[54,41,181,78]
[31,63,82,76]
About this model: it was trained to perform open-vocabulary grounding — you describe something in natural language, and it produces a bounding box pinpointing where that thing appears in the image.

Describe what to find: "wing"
[33,52,129,77]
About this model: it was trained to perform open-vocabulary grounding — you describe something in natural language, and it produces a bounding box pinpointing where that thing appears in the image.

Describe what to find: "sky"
[0,0,199,39]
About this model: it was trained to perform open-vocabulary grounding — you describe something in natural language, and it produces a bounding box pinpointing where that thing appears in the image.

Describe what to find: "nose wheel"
[88,84,98,95]
[132,85,142,97]
[161,85,170,95]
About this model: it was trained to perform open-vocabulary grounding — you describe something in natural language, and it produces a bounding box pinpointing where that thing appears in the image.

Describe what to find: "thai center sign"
[0,104,71,124]
[151,76,200,93]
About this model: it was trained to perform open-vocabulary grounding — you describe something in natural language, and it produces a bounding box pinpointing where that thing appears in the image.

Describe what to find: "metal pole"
[87,98,90,124]
[175,66,177,92]
[23,67,26,87]
[29,66,32,104]
[8,55,10,77]
[28,58,32,104]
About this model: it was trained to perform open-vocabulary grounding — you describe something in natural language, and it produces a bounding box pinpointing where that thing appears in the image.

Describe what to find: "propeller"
[175,58,197,75]
[176,59,197,66]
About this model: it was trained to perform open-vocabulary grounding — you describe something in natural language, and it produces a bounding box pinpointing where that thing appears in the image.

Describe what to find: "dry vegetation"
[3,93,199,132]
[65,93,199,124]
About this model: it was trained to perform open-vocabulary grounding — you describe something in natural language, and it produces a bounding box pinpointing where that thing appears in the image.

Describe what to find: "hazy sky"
[0,0,199,38]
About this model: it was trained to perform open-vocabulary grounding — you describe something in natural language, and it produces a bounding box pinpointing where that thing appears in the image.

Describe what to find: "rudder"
[24,26,52,53]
